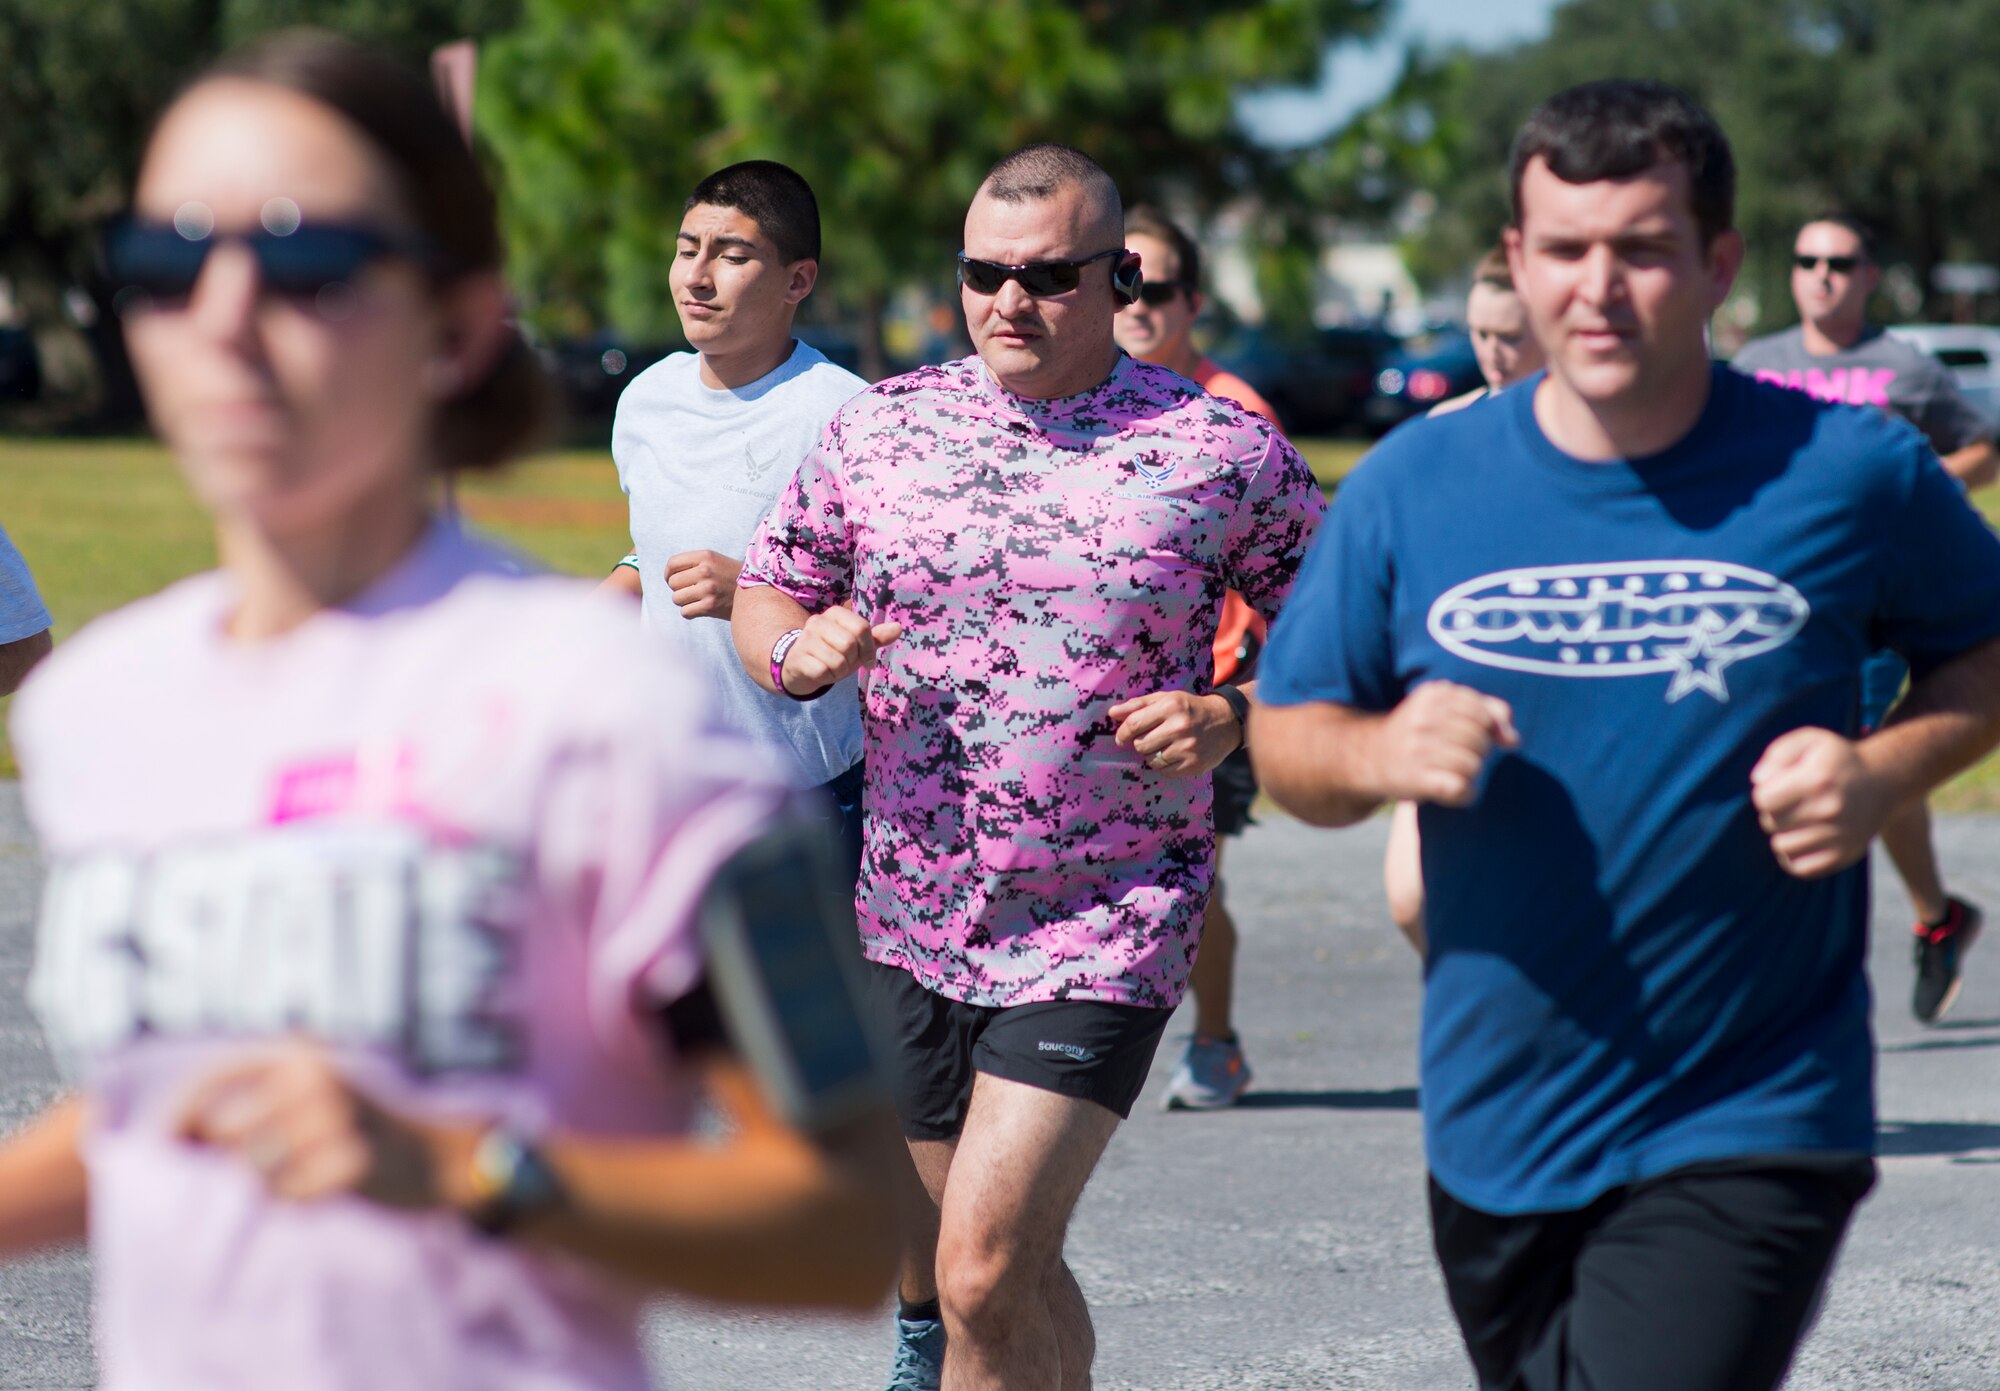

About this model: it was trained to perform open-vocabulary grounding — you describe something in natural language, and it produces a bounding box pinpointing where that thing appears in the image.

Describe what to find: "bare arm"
[178,1047,899,1309]
[446,1057,900,1306]
[1250,681,1520,828]
[1754,633,2000,877]
[1940,439,1999,491]
[1251,701,1398,827]
[0,628,52,696]
[594,562,642,600]
[733,584,812,692]
[0,1097,89,1258]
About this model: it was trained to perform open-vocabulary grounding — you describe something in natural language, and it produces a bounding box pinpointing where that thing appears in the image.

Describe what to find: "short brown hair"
[1509,79,1735,247]
[1123,205,1201,292]
[1473,247,1514,292]
[193,30,551,472]
[979,143,1122,244]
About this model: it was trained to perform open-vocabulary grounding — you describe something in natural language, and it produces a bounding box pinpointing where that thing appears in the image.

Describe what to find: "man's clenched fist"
[667,550,744,620]
[1375,681,1520,807]
[1751,726,1894,879]
[780,605,903,696]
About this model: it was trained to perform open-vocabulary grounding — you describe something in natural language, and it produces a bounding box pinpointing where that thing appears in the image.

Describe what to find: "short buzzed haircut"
[1509,80,1735,247]
[684,160,820,264]
[1800,210,1877,261]
[1473,247,1514,292]
[979,143,1122,238]
[1124,204,1200,291]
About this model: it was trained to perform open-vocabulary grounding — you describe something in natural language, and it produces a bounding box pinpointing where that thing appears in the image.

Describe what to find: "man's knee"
[935,1229,1046,1332]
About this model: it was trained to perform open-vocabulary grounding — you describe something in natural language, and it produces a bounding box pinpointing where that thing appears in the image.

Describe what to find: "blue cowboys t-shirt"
[1261,366,2000,1214]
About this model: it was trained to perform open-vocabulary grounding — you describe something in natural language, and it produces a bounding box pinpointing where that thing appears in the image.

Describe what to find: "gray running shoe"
[1162,1032,1253,1110]
[1913,897,1983,1025]
[884,1314,945,1391]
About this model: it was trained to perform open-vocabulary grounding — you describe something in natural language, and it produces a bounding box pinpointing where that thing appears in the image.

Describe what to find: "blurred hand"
[177,1045,455,1209]
[1109,691,1240,778]
[1751,726,1893,879]
[666,550,744,620]
[1376,681,1519,807]
[781,605,902,696]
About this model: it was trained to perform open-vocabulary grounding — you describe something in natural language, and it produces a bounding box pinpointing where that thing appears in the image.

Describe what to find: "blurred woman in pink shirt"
[0,32,893,1391]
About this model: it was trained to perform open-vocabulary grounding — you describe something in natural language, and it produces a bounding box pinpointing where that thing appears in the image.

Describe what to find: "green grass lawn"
[3,434,1998,808]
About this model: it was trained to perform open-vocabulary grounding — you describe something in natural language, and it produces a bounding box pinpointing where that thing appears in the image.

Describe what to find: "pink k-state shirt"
[741,353,1325,1010]
[11,521,786,1391]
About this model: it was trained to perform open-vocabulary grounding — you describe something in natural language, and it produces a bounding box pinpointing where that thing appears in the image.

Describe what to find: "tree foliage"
[1312,0,2000,331]
[0,0,513,405]
[476,0,1387,360]
[1,0,514,281]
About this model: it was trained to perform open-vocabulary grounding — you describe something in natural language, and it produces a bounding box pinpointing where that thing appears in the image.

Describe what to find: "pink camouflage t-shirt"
[740,353,1325,1009]
[11,523,785,1391]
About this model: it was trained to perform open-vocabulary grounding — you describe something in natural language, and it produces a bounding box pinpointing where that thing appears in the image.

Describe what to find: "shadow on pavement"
[1878,1033,2000,1055]
[1234,1087,1420,1111]
[1875,1120,2000,1157]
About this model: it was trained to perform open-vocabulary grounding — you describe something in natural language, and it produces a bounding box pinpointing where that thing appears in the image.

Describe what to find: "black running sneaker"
[1912,897,1983,1025]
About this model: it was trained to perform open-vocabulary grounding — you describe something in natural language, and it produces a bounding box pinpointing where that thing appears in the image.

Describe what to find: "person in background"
[0,34,895,1391]
[1733,212,1996,1024]
[1113,203,1282,1110]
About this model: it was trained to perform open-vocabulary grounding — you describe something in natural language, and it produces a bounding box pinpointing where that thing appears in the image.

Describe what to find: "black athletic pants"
[1430,1156,1876,1391]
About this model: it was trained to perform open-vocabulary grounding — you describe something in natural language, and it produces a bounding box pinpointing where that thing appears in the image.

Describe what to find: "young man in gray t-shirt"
[599,162,866,801]
[1733,212,1997,1025]
[593,165,942,1391]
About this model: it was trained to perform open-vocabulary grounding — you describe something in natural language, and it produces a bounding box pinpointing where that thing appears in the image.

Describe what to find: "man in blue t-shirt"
[1254,81,2000,1391]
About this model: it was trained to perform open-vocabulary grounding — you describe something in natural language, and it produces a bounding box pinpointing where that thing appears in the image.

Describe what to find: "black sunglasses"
[102,214,442,311]
[1132,280,1189,308]
[957,248,1124,297]
[1793,254,1863,275]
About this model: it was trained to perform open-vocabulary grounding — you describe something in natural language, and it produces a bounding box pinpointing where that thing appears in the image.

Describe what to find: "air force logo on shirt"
[1427,561,1809,704]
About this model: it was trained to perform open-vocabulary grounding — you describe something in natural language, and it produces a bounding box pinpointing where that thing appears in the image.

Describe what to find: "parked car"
[1211,324,1403,435]
[1883,323,2000,427]
[0,327,40,401]
[1362,330,1485,432]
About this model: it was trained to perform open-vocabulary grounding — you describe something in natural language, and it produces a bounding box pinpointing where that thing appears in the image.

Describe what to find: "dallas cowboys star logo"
[1662,625,1739,703]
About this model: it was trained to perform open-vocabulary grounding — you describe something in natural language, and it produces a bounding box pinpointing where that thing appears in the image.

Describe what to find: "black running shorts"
[1430,1154,1875,1391]
[865,960,1173,1140]
[1212,745,1258,839]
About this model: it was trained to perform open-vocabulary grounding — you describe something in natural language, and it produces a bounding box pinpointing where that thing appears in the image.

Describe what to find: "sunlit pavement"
[3,787,1995,1390]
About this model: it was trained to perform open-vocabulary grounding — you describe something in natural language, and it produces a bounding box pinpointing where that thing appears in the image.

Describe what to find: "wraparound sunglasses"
[957,248,1124,297]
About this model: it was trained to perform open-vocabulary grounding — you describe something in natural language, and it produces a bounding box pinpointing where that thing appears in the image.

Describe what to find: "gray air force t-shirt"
[612,341,867,787]
[1732,325,1992,455]
[0,523,51,643]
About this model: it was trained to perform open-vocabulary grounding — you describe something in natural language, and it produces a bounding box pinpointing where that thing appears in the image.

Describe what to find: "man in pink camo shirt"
[734,144,1323,1391]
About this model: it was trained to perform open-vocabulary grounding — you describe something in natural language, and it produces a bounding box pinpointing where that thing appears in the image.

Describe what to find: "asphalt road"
[2,785,1996,1390]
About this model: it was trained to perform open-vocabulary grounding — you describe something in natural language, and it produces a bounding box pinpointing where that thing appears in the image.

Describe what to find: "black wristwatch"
[464,1125,565,1236]
[1215,684,1250,752]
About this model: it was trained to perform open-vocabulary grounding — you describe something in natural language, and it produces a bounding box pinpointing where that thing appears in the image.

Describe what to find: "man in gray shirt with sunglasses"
[1734,211,1997,1026]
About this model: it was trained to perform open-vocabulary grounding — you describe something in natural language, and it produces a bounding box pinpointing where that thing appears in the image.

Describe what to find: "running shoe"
[883,1313,946,1391]
[1912,897,1983,1025]
[1162,1032,1253,1110]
